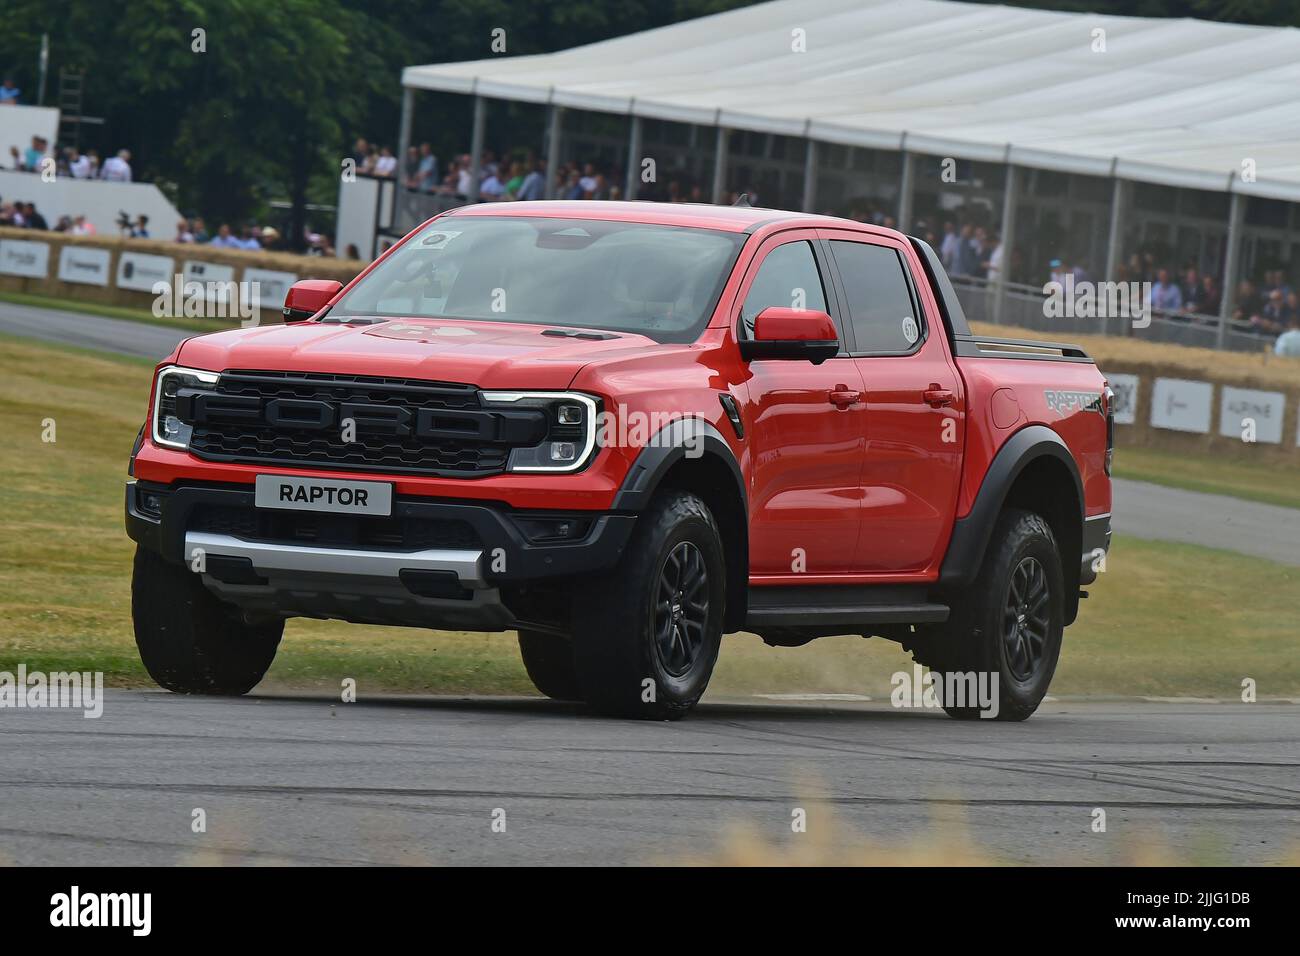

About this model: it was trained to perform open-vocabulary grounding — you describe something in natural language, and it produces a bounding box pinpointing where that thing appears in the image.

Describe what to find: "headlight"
[151,365,220,450]
[481,391,599,472]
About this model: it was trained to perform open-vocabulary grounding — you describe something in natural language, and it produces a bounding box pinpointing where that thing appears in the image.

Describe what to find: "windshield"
[332,216,744,343]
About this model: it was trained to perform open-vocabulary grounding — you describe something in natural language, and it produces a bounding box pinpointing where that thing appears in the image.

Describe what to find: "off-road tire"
[132,546,283,695]
[517,630,583,701]
[571,490,725,720]
[911,508,1064,721]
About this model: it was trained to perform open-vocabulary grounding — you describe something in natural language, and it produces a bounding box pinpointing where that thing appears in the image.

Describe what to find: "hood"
[177,317,661,390]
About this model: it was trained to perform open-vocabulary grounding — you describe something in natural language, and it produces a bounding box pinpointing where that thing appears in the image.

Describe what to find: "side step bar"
[744,584,949,628]
[746,603,949,628]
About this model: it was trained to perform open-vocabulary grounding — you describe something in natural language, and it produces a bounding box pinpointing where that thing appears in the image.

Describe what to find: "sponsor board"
[1105,373,1139,425]
[182,259,236,303]
[1150,377,1213,434]
[57,246,112,286]
[1218,386,1285,444]
[242,268,297,310]
[0,238,51,278]
[116,252,176,292]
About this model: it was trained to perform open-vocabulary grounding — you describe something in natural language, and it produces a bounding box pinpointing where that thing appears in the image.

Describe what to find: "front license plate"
[255,475,393,516]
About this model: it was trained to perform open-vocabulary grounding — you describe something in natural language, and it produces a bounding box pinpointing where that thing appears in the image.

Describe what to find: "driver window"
[740,241,828,335]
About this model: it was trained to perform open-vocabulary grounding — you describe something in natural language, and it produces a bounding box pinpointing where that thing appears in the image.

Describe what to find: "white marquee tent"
[402,0,1300,203]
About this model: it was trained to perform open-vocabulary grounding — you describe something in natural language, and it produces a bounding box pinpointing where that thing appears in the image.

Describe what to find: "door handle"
[828,387,860,409]
[923,384,955,408]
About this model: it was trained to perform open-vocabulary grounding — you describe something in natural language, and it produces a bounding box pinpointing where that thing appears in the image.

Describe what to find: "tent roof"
[403,0,1300,203]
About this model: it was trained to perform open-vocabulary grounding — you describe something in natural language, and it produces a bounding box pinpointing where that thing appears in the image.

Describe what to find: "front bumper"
[1079,512,1111,586]
[126,479,636,630]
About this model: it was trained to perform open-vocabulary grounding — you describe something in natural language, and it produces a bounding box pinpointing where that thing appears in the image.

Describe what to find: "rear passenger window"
[740,241,828,335]
[830,241,922,353]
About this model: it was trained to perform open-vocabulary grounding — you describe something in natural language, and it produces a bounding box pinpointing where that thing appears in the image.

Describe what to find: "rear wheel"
[517,630,582,701]
[132,547,283,695]
[571,490,725,720]
[912,509,1064,721]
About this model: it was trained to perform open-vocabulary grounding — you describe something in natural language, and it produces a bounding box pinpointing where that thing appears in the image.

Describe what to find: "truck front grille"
[186,371,522,477]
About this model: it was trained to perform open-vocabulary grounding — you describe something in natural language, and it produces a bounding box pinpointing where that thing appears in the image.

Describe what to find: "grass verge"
[1,335,1295,698]
[1113,445,1300,510]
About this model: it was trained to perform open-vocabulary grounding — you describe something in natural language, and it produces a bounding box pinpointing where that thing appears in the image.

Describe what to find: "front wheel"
[517,630,583,702]
[571,490,725,720]
[132,547,283,695]
[914,509,1064,721]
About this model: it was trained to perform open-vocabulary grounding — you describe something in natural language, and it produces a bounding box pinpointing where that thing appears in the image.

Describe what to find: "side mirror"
[739,307,840,365]
[282,279,343,323]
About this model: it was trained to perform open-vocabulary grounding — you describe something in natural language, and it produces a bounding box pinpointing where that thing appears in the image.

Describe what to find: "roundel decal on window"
[902,316,919,345]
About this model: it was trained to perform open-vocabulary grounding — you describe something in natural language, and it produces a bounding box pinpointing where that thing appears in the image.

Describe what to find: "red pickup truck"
[126,201,1112,720]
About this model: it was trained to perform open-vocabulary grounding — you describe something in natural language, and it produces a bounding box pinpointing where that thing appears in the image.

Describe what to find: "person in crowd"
[1048,258,1069,287]
[1273,315,1300,357]
[950,224,980,277]
[238,225,262,250]
[502,161,526,199]
[100,149,133,182]
[416,143,438,192]
[130,214,150,238]
[479,166,507,200]
[0,78,20,105]
[16,136,48,172]
[589,172,612,200]
[1255,289,1289,335]
[71,215,95,236]
[516,160,545,201]
[456,158,473,196]
[1186,273,1221,315]
[53,215,73,232]
[1179,267,1200,308]
[1149,268,1182,311]
[175,219,194,243]
[401,146,420,189]
[190,217,210,243]
[23,202,48,230]
[361,145,380,175]
[560,169,584,200]
[345,244,361,260]
[67,147,91,179]
[84,149,100,178]
[209,224,241,248]
[1232,279,1263,327]
[352,138,370,166]
[374,146,397,178]
[983,231,1004,283]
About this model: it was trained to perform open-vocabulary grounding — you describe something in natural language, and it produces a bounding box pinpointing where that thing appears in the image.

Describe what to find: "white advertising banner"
[1150,378,1213,434]
[1105,373,1139,426]
[116,251,175,293]
[241,268,298,310]
[0,238,51,278]
[57,246,112,286]
[183,259,236,304]
[1218,386,1285,444]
